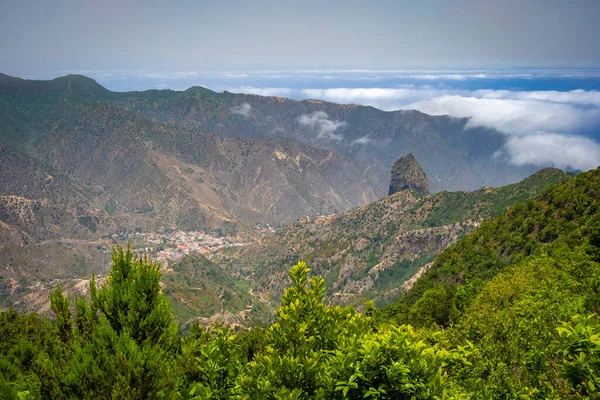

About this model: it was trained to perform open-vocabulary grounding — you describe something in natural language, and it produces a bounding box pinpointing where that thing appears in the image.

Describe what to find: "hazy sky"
[1,0,600,75]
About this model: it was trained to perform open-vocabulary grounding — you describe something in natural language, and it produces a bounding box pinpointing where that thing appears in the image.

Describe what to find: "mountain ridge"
[1,73,543,194]
[0,72,568,323]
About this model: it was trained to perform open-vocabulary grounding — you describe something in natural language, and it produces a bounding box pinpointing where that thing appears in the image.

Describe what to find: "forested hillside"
[388,163,600,312]
[1,168,599,398]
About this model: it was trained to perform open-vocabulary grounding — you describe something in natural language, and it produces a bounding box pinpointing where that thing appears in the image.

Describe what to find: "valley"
[218,166,573,309]
[0,73,577,325]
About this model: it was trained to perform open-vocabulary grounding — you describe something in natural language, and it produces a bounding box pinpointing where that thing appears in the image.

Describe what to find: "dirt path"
[245,274,272,305]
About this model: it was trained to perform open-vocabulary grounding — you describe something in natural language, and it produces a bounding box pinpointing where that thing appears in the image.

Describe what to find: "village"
[110,230,249,263]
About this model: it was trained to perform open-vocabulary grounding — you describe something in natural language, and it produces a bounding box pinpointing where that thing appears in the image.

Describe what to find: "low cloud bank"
[504,133,600,171]
[231,86,600,171]
[404,94,600,170]
[407,95,600,136]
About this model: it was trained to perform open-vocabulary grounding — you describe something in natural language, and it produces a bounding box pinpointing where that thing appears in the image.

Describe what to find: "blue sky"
[1,0,599,171]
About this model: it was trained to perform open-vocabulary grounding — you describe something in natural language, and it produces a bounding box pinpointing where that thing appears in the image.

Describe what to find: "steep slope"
[2,252,256,327]
[372,166,600,397]
[161,254,259,327]
[0,75,382,232]
[395,165,600,308]
[107,87,539,193]
[0,144,104,242]
[218,167,573,307]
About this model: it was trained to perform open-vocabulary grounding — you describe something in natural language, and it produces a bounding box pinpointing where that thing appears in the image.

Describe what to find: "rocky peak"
[388,153,429,195]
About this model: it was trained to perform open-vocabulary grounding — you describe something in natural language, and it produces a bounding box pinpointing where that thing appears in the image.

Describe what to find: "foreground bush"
[1,243,599,398]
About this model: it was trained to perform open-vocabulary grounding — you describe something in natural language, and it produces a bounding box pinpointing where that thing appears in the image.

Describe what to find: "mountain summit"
[388,153,429,195]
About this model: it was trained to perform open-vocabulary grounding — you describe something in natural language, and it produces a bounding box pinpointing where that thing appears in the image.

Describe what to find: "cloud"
[297,111,346,141]
[351,135,372,145]
[229,85,600,171]
[230,86,600,112]
[504,132,600,171]
[300,88,430,109]
[404,95,600,136]
[230,102,253,117]
[403,94,600,170]
[223,73,249,78]
[405,73,487,80]
[473,89,600,106]
[232,86,295,97]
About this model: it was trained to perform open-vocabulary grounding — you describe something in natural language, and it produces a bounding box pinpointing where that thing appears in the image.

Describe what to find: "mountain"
[108,87,542,194]
[0,74,383,318]
[0,73,549,232]
[370,165,600,396]
[217,167,573,307]
[3,73,544,195]
[0,75,382,234]
[388,153,428,195]
[0,73,566,322]
[0,167,597,399]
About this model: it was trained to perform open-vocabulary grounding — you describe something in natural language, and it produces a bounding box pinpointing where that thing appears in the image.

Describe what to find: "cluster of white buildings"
[119,230,245,263]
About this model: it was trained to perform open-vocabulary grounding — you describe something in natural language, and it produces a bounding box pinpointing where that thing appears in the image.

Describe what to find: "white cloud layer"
[297,111,346,141]
[406,95,600,136]
[504,133,600,171]
[72,68,600,84]
[230,86,600,171]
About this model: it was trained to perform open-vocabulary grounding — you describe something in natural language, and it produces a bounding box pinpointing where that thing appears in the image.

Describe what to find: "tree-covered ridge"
[0,247,467,399]
[395,165,600,308]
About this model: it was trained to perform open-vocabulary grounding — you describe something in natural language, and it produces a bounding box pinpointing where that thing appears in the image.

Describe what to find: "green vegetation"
[1,169,600,398]
[393,165,600,310]
[161,255,254,323]
[0,249,470,399]
[2,242,599,397]
[423,168,572,228]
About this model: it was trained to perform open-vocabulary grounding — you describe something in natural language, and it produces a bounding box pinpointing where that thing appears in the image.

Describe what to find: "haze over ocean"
[19,67,600,93]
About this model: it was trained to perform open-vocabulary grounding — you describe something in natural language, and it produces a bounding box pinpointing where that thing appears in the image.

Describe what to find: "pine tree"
[91,244,177,347]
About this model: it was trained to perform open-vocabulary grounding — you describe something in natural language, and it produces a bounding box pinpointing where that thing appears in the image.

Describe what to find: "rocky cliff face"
[388,153,429,195]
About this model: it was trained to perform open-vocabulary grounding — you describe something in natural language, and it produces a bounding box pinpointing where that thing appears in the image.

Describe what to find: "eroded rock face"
[388,153,429,195]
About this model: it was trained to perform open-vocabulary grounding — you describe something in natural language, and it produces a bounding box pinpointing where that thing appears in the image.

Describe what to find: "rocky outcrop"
[388,153,429,195]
